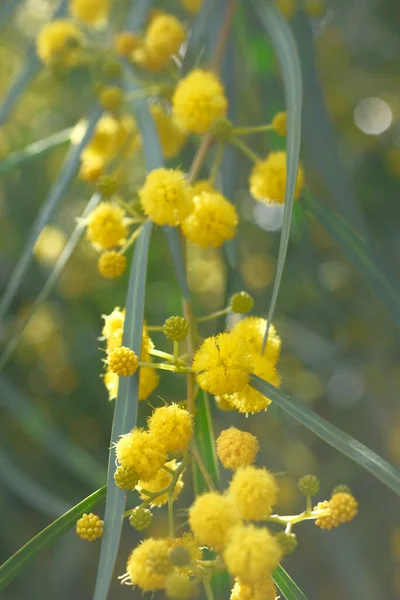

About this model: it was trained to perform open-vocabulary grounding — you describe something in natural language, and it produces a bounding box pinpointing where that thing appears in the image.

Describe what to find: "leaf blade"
[273,565,308,600]
[0,128,72,174]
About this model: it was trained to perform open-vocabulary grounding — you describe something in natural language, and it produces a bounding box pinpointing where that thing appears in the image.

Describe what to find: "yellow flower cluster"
[140,168,193,227]
[249,150,305,204]
[36,20,83,67]
[69,0,109,26]
[216,427,259,470]
[315,492,359,530]
[76,513,103,541]
[230,577,277,600]
[107,346,138,377]
[181,190,238,248]
[86,202,129,250]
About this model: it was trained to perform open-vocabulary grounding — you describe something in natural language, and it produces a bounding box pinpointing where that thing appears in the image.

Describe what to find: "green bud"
[114,465,139,490]
[169,545,191,567]
[211,117,234,143]
[332,484,352,497]
[275,531,298,555]
[129,506,153,531]
[230,291,254,314]
[163,316,189,342]
[96,174,118,197]
[298,474,320,497]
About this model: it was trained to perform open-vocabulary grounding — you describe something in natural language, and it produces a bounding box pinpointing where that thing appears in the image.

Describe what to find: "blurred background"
[1,0,400,598]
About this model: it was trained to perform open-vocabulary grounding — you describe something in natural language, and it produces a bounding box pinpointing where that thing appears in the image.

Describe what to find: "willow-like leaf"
[93,221,152,600]
[251,375,400,496]
[0,107,101,323]
[0,485,106,593]
[0,128,72,174]
[252,1,302,351]
[273,565,308,600]
[193,390,220,493]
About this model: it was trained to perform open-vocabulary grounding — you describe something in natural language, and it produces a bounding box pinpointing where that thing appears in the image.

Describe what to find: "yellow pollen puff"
[102,306,124,337]
[226,354,281,414]
[86,202,128,250]
[189,492,242,552]
[271,111,287,136]
[228,466,279,520]
[108,346,138,376]
[69,0,109,26]
[230,317,281,366]
[138,366,160,401]
[314,500,339,530]
[151,105,187,159]
[126,538,172,591]
[192,332,253,397]
[223,525,283,586]
[216,427,259,470]
[180,0,203,14]
[181,191,238,248]
[116,429,166,480]
[144,14,186,64]
[172,69,228,134]
[76,513,103,541]
[98,86,123,113]
[190,179,216,197]
[148,404,193,453]
[329,492,358,523]
[114,32,142,56]
[140,168,193,226]
[138,460,184,507]
[249,151,305,205]
[230,578,277,600]
[97,251,127,278]
[36,20,83,67]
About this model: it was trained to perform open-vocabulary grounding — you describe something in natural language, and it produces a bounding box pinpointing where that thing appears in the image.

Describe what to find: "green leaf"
[0,107,102,323]
[0,128,72,174]
[273,565,308,600]
[252,1,303,350]
[251,375,400,496]
[0,485,106,593]
[193,390,220,493]
[93,220,153,600]
[0,0,22,25]
[304,194,400,329]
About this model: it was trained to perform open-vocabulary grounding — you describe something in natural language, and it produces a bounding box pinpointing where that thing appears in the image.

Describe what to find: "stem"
[149,348,174,361]
[209,0,237,72]
[232,138,262,163]
[188,133,213,183]
[196,307,229,323]
[203,578,216,600]
[209,143,224,184]
[173,341,179,363]
[190,441,216,491]
[234,123,273,135]
[168,491,174,537]
[120,223,145,254]
[146,325,164,331]
[306,495,312,513]
[138,361,178,372]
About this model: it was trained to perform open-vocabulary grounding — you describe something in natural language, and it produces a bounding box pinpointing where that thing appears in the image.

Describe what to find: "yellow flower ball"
[86,202,128,250]
[230,578,277,600]
[314,500,339,530]
[148,404,193,453]
[76,512,103,541]
[36,19,83,66]
[114,31,142,56]
[230,317,281,366]
[181,191,238,248]
[145,13,186,63]
[216,427,259,470]
[249,151,305,204]
[226,354,281,414]
[189,492,241,552]
[79,155,104,182]
[116,429,166,480]
[97,251,127,278]
[172,69,228,134]
[180,0,203,14]
[224,525,282,585]
[108,346,138,376]
[190,179,216,197]
[138,366,160,401]
[329,492,358,524]
[126,538,172,591]
[272,111,287,136]
[69,0,109,25]
[228,466,278,520]
[151,105,187,159]
[138,460,184,507]
[140,168,193,226]
[192,332,253,396]
[81,114,141,167]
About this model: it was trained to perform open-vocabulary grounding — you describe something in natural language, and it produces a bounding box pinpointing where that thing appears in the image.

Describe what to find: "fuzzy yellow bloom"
[140,168,193,226]
[169,533,202,564]
[190,179,216,197]
[189,492,241,552]
[227,354,281,414]
[104,369,118,400]
[116,429,166,480]
[172,69,228,134]
[180,0,203,13]
[79,155,104,182]
[114,31,142,56]
[36,20,83,66]
[181,191,238,248]
[101,308,153,360]
[229,466,278,520]
[249,151,305,204]
[98,86,123,113]
[138,460,184,507]
[97,251,126,278]
[108,346,138,376]
[126,538,172,591]
[329,492,358,523]
[70,0,109,25]
[272,111,287,136]
[314,500,339,530]
[230,317,281,366]
[148,404,193,453]
[216,427,259,470]
[192,332,253,396]
[86,202,128,250]
[76,513,103,541]
[102,306,124,336]
[139,366,160,401]
[151,105,187,159]
[231,578,277,600]
[144,13,186,64]
[224,525,282,585]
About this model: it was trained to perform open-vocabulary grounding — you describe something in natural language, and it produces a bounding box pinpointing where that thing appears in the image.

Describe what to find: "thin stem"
[173,341,179,363]
[120,223,145,254]
[190,441,216,491]
[234,123,273,135]
[146,325,164,331]
[149,348,174,361]
[209,143,224,184]
[203,578,216,600]
[209,0,237,72]
[196,307,229,323]
[168,491,174,537]
[306,495,312,513]
[188,133,213,183]
[138,361,178,372]
[232,138,262,163]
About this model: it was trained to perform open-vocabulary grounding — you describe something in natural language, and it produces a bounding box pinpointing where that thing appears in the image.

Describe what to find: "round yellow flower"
[192,332,253,396]
[216,427,259,470]
[314,500,339,530]
[224,525,282,585]
[148,404,193,453]
[108,346,138,376]
[249,151,305,204]
[228,466,278,520]
[116,429,166,480]
[172,69,228,134]
[190,179,216,197]
[36,20,83,66]
[140,168,193,226]
[329,492,358,523]
[230,578,277,600]
[76,513,103,541]
[104,369,118,400]
[272,111,287,136]
[230,317,281,365]
[137,460,184,507]
[126,538,172,591]
[151,105,187,159]
[226,354,281,414]
[138,366,160,401]
[70,0,109,25]
[97,251,126,278]
[181,191,238,248]
[180,0,203,14]
[114,31,142,56]
[145,13,186,64]
[189,492,241,552]
[86,202,128,250]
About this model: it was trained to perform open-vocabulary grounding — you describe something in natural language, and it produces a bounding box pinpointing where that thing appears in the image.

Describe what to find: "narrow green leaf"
[0,107,101,323]
[251,375,400,496]
[126,0,152,31]
[0,128,72,174]
[273,565,308,600]
[182,0,217,72]
[0,485,106,593]
[304,194,400,329]
[252,1,303,350]
[0,194,101,372]
[93,221,152,600]
[193,390,220,493]
[0,0,22,24]
[0,375,105,488]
